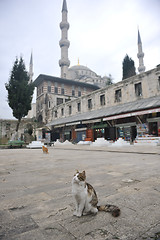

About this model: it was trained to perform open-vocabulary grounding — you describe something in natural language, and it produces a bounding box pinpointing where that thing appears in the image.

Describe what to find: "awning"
[147,117,160,122]
[115,122,136,127]
[82,119,101,124]
[92,123,108,129]
[54,124,65,128]
[66,121,81,126]
[103,107,160,121]
[46,96,160,127]
[75,127,87,132]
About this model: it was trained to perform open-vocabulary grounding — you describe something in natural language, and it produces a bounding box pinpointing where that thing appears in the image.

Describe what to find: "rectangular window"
[6,123,10,131]
[72,85,75,96]
[88,99,92,110]
[48,86,51,93]
[78,87,81,97]
[61,108,64,116]
[115,89,122,102]
[100,94,105,106]
[55,110,57,118]
[57,98,63,105]
[69,105,72,115]
[48,81,51,93]
[158,76,160,90]
[48,101,51,108]
[72,90,75,96]
[135,82,142,97]
[61,88,64,95]
[55,82,58,94]
[77,102,81,112]
[55,87,58,94]
[61,84,65,95]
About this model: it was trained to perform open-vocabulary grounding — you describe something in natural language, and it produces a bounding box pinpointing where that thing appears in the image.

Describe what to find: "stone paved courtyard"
[0,145,160,239]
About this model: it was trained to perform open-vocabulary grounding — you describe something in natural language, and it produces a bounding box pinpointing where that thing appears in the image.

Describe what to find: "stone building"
[47,65,160,142]
[68,63,110,88]
[34,0,107,125]
[34,0,160,142]
[34,74,99,124]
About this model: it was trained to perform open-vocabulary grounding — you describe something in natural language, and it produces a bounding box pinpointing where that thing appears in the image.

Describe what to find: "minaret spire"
[137,29,145,73]
[59,0,70,78]
[29,52,33,83]
[62,0,68,12]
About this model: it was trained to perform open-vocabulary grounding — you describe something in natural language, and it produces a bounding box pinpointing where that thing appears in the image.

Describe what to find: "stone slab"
[0,146,160,239]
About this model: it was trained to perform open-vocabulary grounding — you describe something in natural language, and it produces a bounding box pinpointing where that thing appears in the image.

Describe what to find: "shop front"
[137,123,148,137]
[64,130,71,141]
[75,128,87,142]
[147,117,160,136]
[116,123,137,141]
[92,123,109,141]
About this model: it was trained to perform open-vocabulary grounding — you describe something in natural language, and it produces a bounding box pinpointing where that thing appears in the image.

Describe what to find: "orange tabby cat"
[72,170,120,217]
[42,145,49,154]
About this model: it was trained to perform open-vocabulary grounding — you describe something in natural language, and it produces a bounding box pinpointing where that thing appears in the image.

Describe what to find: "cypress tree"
[122,54,136,80]
[5,57,34,133]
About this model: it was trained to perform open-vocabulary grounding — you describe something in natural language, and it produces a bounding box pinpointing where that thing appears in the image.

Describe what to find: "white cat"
[72,170,120,217]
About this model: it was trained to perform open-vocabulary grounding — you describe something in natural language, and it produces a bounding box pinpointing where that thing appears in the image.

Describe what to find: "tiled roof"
[47,95,160,127]
[34,74,99,90]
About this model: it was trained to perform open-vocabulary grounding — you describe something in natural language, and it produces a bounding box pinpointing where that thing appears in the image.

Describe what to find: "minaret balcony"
[59,59,70,67]
[137,52,144,58]
[138,66,145,72]
[59,39,70,48]
[60,21,69,30]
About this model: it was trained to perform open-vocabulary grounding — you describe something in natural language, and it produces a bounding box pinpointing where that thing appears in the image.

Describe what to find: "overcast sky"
[0,0,160,119]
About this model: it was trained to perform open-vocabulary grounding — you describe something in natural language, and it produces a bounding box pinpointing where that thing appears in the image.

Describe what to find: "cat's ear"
[82,171,86,180]
[74,170,79,176]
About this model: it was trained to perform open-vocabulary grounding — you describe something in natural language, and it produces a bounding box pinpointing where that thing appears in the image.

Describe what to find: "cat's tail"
[97,204,120,217]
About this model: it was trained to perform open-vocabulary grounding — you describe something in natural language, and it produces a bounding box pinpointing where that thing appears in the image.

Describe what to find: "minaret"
[137,29,145,73]
[29,52,33,83]
[59,0,70,78]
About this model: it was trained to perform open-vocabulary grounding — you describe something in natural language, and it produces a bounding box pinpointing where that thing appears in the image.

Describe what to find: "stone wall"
[0,118,37,144]
[49,66,160,121]
[36,79,97,124]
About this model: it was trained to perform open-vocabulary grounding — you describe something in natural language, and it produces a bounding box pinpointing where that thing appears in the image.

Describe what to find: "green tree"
[5,57,34,133]
[122,54,136,80]
[27,123,33,136]
[106,74,113,85]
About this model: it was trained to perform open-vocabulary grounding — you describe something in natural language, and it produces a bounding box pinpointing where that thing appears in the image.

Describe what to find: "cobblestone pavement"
[0,145,160,240]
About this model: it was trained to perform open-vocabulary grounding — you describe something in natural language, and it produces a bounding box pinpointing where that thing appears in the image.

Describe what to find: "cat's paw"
[91,208,98,214]
[76,212,82,217]
[73,211,78,216]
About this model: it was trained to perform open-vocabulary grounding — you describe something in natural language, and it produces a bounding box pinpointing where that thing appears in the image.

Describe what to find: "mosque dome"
[69,65,91,71]
[68,63,97,80]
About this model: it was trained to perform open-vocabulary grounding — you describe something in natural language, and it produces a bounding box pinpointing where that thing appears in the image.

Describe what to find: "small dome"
[68,64,97,84]
[69,65,91,71]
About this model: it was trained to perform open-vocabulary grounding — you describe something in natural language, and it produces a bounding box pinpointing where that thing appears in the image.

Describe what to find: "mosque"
[58,0,111,88]
[58,0,145,86]
[33,0,146,124]
[33,0,160,144]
